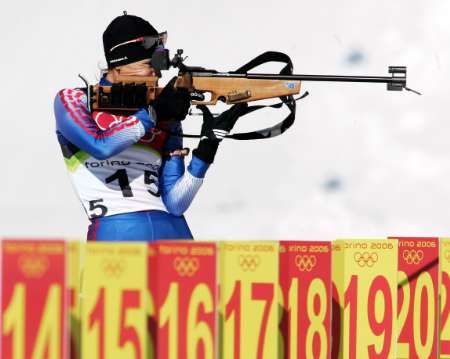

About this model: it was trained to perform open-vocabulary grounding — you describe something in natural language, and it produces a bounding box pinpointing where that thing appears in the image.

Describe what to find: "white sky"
[0,0,449,240]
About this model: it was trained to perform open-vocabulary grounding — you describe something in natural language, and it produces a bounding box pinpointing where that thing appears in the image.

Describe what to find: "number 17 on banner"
[219,241,279,359]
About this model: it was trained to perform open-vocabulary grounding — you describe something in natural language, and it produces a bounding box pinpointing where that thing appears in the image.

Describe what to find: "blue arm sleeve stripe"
[162,171,204,216]
[160,156,186,196]
[188,155,210,178]
[54,89,150,160]
[159,155,210,216]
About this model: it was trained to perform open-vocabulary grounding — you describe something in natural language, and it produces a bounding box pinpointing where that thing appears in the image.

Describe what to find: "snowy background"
[0,0,449,240]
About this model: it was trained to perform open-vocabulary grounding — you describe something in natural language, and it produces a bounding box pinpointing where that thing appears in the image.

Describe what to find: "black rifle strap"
[165,51,308,140]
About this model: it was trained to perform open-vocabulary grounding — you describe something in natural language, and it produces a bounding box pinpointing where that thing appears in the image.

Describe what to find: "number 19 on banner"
[332,240,398,359]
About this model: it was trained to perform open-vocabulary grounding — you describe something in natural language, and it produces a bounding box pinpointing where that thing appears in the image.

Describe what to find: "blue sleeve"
[54,89,155,160]
[158,122,211,216]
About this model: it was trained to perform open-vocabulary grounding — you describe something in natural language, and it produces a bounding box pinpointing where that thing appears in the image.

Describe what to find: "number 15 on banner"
[81,243,148,359]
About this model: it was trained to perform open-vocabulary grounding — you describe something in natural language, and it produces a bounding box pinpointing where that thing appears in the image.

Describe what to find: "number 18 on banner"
[279,241,331,359]
[332,239,398,359]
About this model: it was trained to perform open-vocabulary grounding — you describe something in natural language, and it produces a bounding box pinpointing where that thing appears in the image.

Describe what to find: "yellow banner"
[332,239,398,359]
[441,238,450,357]
[218,241,279,359]
[68,240,83,359]
[81,242,148,359]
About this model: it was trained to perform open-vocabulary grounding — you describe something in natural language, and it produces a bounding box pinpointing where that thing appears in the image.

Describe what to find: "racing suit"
[54,76,209,241]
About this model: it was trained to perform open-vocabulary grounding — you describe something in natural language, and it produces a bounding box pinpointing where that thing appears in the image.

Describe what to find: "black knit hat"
[103,12,159,68]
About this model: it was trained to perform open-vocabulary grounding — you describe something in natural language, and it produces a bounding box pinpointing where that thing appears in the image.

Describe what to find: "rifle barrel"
[248,74,403,84]
[191,66,407,90]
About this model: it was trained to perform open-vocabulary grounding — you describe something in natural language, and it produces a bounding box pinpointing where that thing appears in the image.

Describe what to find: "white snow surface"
[0,0,449,240]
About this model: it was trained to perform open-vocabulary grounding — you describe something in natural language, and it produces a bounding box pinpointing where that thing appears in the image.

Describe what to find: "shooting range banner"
[279,241,332,359]
[1,239,67,359]
[332,239,398,359]
[147,241,217,359]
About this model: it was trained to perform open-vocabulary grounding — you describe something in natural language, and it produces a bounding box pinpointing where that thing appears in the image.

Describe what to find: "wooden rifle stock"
[89,73,301,111]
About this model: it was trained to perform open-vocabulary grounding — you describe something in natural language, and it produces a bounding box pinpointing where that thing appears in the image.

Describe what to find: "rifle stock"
[89,74,301,111]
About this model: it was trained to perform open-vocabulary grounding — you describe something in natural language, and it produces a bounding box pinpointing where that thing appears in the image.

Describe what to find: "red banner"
[1,239,67,359]
[279,241,331,359]
[390,236,439,358]
[148,241,217,359]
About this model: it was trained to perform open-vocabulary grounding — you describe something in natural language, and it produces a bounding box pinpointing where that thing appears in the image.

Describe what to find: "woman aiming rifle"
[54,12,247,241]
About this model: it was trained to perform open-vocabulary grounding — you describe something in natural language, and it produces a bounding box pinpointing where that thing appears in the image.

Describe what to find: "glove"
[193,103,248,163]
[150,77,191,122]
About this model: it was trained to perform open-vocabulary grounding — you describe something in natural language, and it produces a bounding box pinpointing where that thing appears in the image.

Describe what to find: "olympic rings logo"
[18,255,49,278]
[102,259,126,278]
[173,257,199,277]
[295,255,317,272]
[402,249,424,265]
[354,252,378,267]
[239,255,261,272]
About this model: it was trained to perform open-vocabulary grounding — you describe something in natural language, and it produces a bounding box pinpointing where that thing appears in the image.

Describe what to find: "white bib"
[65,144,167,218]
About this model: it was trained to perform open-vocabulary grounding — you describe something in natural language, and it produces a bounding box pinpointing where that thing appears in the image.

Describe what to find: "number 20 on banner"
[391,237,439,359]
[1,240,67,359]
[332,240,398,359]
[441,238,450,357]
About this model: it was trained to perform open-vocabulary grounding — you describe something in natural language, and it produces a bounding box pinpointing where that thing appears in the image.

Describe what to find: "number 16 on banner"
[147,242,217,359]
[332,239,398,359]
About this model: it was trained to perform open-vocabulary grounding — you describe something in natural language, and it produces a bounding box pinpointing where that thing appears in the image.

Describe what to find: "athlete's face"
[116,59,156,77]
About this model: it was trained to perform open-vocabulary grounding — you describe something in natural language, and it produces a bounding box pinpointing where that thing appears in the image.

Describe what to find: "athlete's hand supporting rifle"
[150,77,191,122]
[193,103,248,163]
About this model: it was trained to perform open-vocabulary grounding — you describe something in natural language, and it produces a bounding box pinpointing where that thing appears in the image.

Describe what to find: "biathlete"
[54,13,247,241]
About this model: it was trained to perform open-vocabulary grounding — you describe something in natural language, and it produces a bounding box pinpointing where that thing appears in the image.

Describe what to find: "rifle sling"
[168,51,307,140]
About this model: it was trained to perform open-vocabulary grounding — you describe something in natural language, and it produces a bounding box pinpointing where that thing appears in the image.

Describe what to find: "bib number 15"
[105,169,160,198]
[88,168,160,218]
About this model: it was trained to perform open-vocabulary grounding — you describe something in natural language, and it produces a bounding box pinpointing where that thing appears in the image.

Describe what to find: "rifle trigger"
[190,91,205,101]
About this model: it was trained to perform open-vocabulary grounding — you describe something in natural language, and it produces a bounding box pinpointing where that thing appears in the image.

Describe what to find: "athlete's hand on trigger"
[149,77,191,122]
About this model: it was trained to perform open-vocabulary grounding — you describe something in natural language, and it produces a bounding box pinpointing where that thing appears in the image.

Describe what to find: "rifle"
[81,49,420,140]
